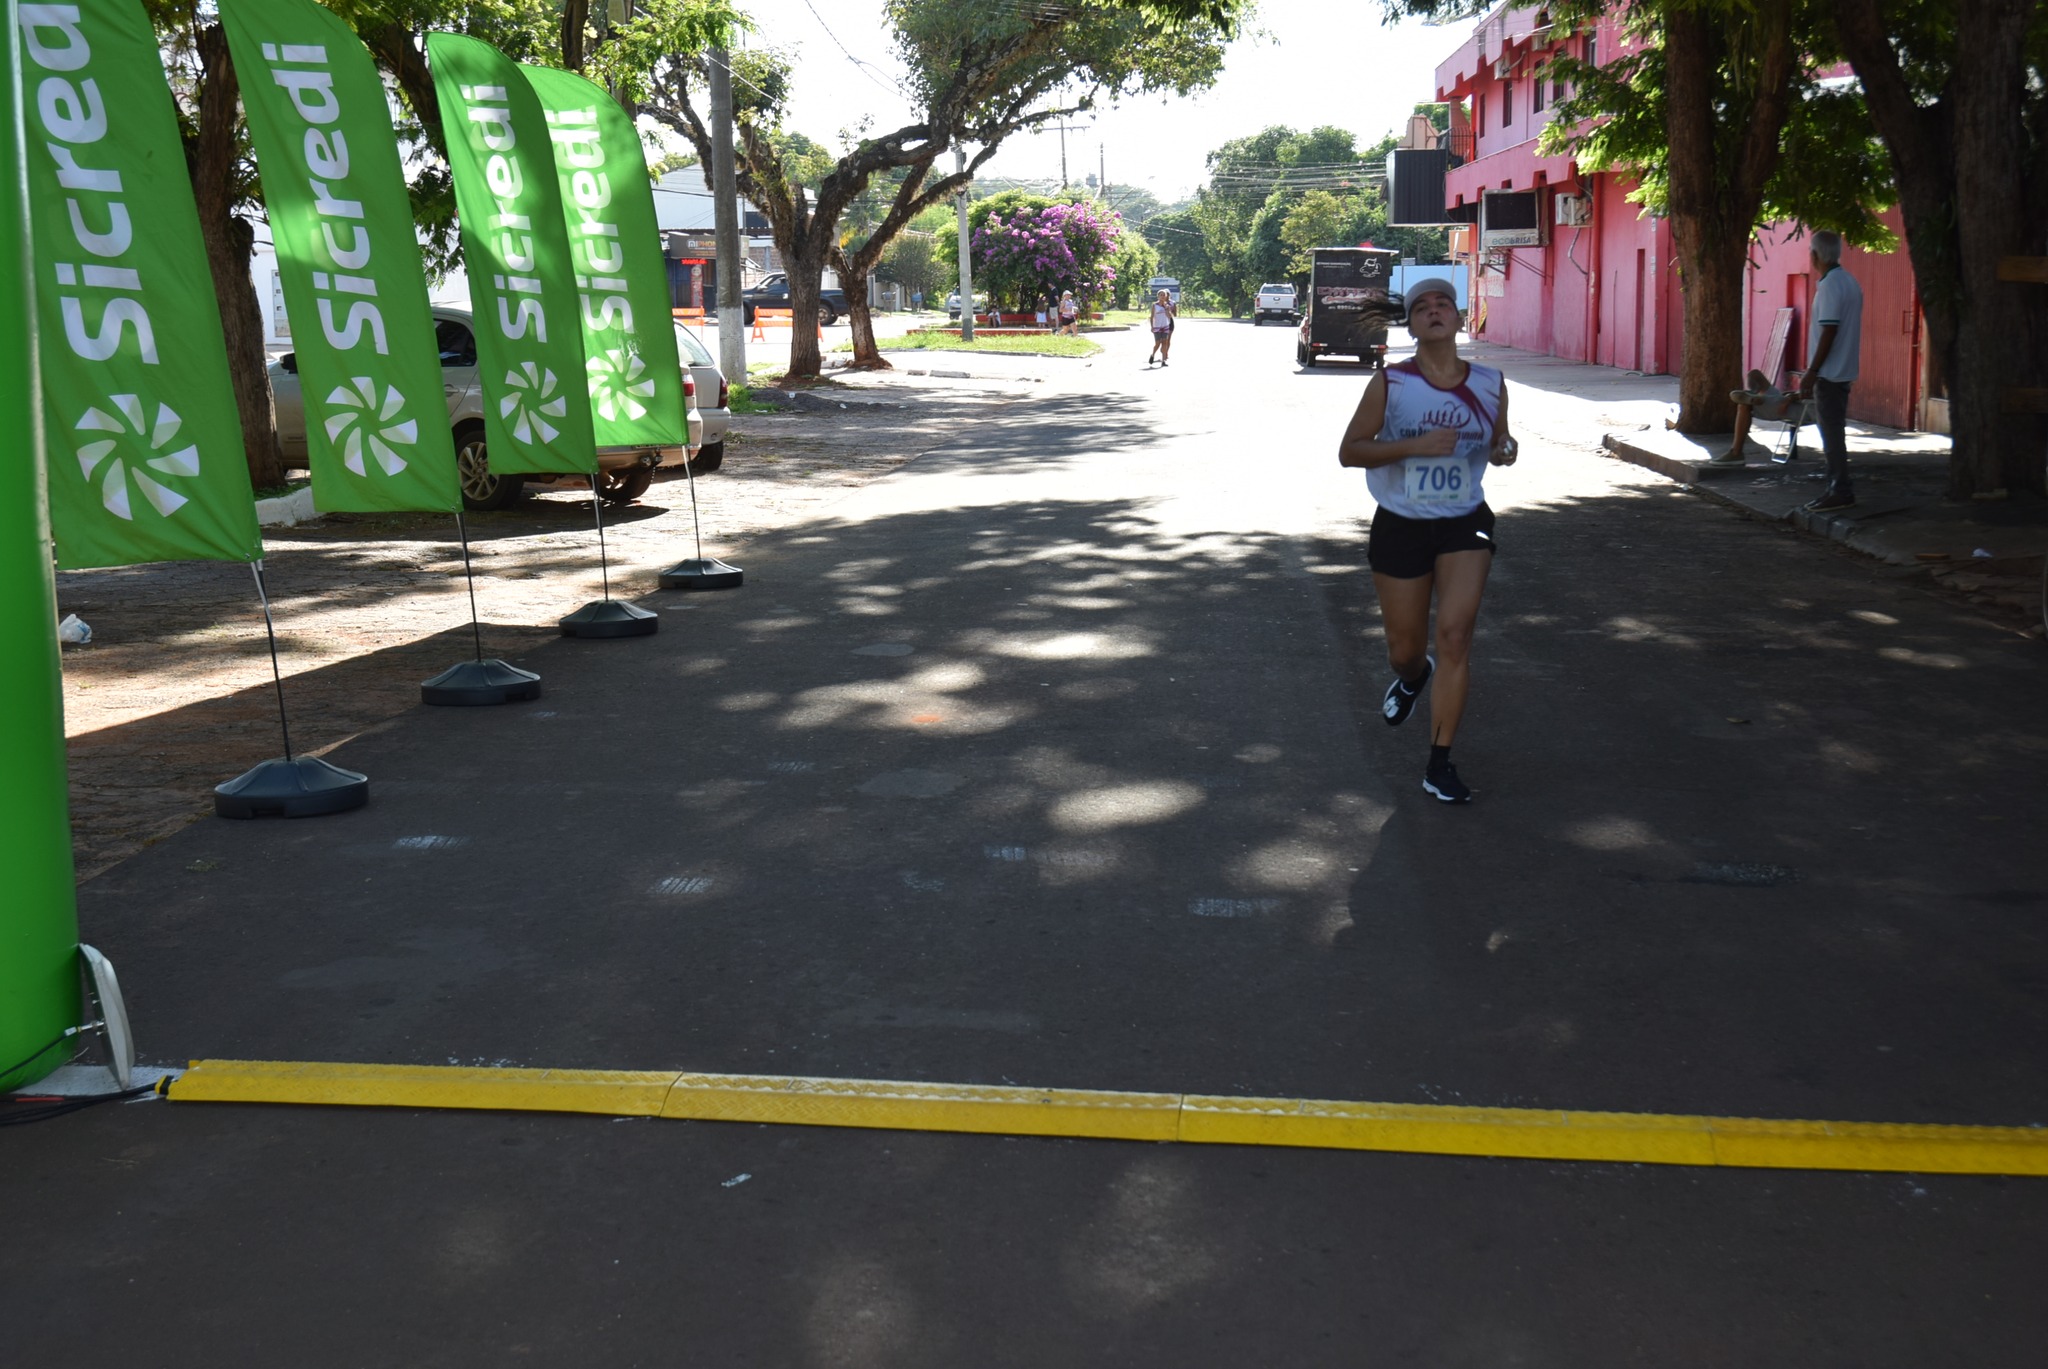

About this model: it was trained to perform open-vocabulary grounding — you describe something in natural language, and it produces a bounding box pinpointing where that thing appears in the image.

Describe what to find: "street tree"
[644,0,1236,376]
[1279,191,1353,276]
[1829,0,2048,497]
[1388,0,1890,434]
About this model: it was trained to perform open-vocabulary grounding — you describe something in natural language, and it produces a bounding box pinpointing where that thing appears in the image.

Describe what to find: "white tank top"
[1367,359,1502,520]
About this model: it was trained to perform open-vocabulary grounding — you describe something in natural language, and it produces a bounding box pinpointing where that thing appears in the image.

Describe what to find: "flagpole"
[250,561,294,761]
[559,477,657,637]
[419,510,542,705]
[214,558,368,818]
[659,445,744,591]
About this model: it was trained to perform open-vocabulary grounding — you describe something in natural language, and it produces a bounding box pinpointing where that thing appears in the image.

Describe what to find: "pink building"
[1408,4,1932,430]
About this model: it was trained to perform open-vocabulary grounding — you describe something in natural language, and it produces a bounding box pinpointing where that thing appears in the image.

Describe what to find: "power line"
[798,0,913,102]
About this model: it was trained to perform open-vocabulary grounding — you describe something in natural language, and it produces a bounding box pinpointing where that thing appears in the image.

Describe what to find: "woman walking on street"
[1336,279,1516,803]
[1148,289,1177,366]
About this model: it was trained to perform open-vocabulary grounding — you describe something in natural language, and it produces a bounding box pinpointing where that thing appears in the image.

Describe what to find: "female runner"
[1336,278,1516,803]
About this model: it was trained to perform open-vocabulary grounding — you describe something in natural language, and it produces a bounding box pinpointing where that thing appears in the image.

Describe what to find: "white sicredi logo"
[321,378,417,476]
[500,361,567,443]
[586,347,654,422]
[73,395,197,521]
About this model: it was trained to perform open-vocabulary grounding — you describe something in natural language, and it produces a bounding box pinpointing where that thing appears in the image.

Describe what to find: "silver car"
[672,321,730,472]
[270,306,701,510]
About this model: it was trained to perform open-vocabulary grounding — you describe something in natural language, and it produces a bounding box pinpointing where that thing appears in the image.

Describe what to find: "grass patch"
[726,383,786,414]
[835,330,1101,358]
[251,477,311,500]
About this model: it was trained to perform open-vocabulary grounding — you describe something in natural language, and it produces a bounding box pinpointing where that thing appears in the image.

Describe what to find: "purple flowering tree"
[970,200,1123,317]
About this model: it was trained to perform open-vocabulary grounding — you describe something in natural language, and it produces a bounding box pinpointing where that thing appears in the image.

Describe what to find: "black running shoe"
[1805,488,1856,512]
[1381,655,1434,727]
[1423,762,1472,804]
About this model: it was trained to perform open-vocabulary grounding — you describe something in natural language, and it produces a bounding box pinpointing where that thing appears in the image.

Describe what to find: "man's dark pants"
[1816,377,1853,495]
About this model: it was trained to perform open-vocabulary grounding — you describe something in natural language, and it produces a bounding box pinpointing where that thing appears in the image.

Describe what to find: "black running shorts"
[1367,503,1497,579]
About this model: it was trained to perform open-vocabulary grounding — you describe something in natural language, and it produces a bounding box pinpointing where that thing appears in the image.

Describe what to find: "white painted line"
[1189,897,1285,919]
[984,845,1028,862]
[768,760,816,774]
[653,876,716,896]
[394,835,469,851]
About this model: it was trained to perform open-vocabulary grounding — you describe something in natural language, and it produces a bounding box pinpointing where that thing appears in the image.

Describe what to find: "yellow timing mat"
[163,1059,2048,1177]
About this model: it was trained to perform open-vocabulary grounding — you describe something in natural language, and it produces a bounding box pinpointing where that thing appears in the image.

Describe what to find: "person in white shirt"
[1147,290,1176,366]
[1794,230,1863,511]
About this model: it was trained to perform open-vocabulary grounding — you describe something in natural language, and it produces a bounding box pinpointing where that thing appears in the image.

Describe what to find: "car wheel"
[688,441,724,474]
[819,305,838,328]
[595,466,654,505]
[454,422,523,510]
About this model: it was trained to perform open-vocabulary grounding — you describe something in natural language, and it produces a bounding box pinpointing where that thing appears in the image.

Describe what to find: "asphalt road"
[11,319,2048,1366]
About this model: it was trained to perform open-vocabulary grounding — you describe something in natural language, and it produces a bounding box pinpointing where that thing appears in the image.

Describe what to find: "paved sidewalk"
[1444,339,2045,631]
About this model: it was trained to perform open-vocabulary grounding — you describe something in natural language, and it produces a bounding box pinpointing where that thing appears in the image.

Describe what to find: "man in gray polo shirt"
[1794,230,1863,511]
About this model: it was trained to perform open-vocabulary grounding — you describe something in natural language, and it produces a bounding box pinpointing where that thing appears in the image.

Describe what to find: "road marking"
[158,1061,2048,1176]
[393,835,468,851]
[652,876,715,896]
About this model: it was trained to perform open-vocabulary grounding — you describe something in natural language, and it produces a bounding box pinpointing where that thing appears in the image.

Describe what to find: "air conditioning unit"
[1554,191,1592,226]
[1494,58,1512,78]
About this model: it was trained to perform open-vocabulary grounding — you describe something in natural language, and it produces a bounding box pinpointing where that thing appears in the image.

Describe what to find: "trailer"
[1296,247,1400,368]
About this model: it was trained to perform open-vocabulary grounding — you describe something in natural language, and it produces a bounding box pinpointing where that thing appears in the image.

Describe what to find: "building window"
[1585,29,1597,68]
[1503,80,1514,126]
[1477,88,1486,136]
[1533,72,1545,114]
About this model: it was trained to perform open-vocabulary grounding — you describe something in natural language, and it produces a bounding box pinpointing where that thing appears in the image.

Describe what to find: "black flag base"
[658,557,744,591]
[420,658,543,706]
[214,756,369,820]
[559,599,659,638]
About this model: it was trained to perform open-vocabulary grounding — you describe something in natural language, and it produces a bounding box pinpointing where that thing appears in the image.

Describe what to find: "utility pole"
[955,145,974,342]
[1100,143,1108,204]
[709,47,746,383]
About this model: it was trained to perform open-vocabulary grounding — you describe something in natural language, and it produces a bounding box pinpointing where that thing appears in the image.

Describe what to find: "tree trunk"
[1667,219,1746,433]
[1661,3,1794,435]
[838,262,892,370]
[1947,0,2044,496]
[782,243,827,379]
[1833,0,2045,498]
[194,25,284,490]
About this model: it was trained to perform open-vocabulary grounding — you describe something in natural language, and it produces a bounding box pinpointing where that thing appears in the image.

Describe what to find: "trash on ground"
[58,613,91,644]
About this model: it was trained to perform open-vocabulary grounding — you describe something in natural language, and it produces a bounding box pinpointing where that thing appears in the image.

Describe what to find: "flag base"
[560,599,659,638]
[79,945,134,1090]
[658,557,745,591]
[214,756,369,819]
[421,658,543,706]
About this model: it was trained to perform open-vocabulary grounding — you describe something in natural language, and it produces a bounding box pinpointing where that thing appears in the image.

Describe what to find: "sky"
[745,0,1469,204]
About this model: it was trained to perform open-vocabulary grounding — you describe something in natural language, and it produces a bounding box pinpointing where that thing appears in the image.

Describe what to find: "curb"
[254,486,320,528]
[1602,433,1915,563]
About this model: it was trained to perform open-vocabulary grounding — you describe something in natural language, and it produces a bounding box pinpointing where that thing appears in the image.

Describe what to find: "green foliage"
[887,0,1232,119]
[880,232,945,301]
[1278,191,1351,275]
[1535,7,1895,250]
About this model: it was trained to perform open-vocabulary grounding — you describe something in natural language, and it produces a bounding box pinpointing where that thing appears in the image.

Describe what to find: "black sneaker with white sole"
[1423,762,1472,804]
[1381,655,1434,727]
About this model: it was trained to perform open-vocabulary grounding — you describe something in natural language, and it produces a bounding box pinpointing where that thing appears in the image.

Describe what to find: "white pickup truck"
[1254,282,1299,325]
